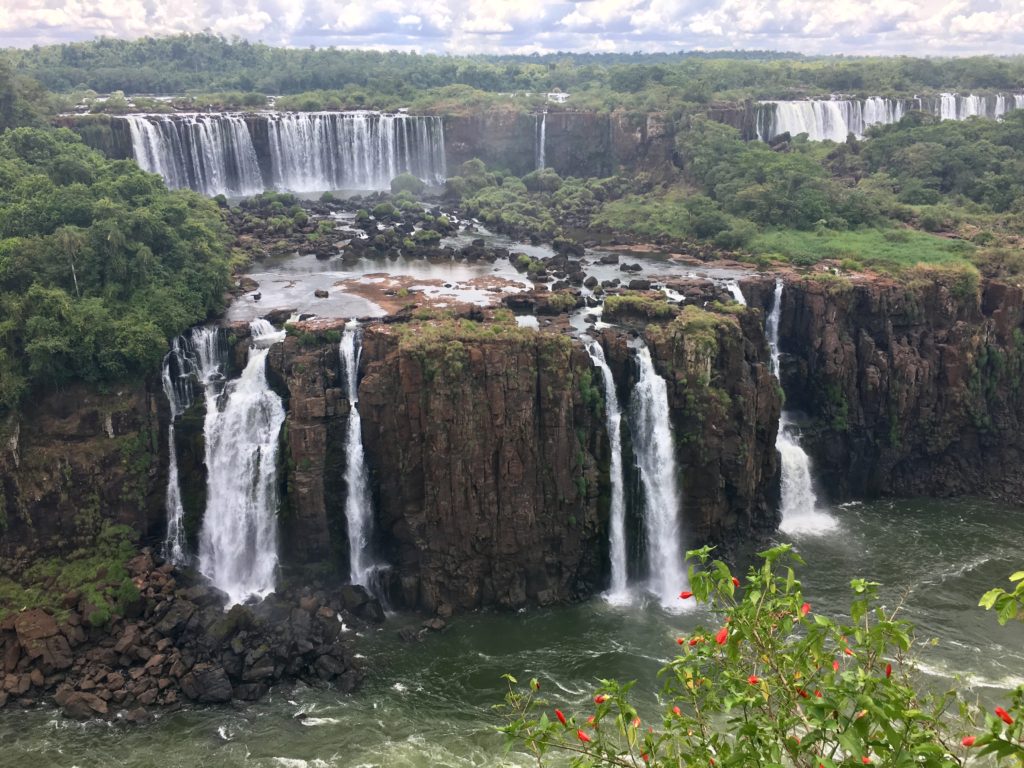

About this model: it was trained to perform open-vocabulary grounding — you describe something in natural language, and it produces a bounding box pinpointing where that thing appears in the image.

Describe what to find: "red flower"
[862,756,871,764]
[555,709,567,726]
[587,715,596,726]
[844,648,854,657]
[577,729,591,743]
[677,637,685,645]
[715,627,728,645]
[594,694,608,704]
[641,754,649,763]
[632,717,641,728]
[732,577,740,588]
[832,660,840,672]
[689,636,703,646]
[815,690,822,698]
[680,590,693,599]
[885,663,892,679]
[961,735,976,747]
[995,706,1014,725]
[796,687,809,699]
[800,602,811,616]
[672,705,681,717]
[747,674,760,685]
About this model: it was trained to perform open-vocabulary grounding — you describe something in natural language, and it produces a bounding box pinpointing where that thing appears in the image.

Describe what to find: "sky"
[0,0,1023,56]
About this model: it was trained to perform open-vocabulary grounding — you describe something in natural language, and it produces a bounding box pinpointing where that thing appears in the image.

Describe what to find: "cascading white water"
[340,320,385,590]
[265,112,446,192]
[584,339,629,604]
[125,113,263,196]
[536,112,547,170]
[726,280,747,305]
[198,319,286,606]
[631,343,689,608]
[766,280,837,534]
[757,93,1024,142]
[160,337,194,565]
[121,111,447,195]
[160,327,228,565]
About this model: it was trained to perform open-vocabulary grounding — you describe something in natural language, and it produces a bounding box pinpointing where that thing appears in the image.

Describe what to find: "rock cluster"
[0,551,378,720]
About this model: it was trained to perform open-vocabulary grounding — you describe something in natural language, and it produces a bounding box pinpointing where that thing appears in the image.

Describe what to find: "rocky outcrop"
[601,305,781,548]
[0,550,368,718]
[753,273,1024,501]
[357,325,607,613]
[266,338,350,566]
[444,110,677,180]
[0,384,164,560]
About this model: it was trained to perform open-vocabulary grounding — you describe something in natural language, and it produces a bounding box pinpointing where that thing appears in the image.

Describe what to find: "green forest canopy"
[0,127,233,411]
[4,33,1024,110]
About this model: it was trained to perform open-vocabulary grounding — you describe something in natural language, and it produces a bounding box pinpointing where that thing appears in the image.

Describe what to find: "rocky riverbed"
[0,549,381,720]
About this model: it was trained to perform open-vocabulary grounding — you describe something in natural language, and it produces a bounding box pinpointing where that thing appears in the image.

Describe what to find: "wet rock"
[314,289,329,298]
[179,663,232,704]
[62,691,108,720]
[153,601,195,638]
[628,279,652,291]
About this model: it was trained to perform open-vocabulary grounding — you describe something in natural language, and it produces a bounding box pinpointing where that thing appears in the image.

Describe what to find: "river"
[1,498,1022,767]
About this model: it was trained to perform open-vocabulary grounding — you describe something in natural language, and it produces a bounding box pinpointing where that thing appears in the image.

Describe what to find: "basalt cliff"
[6,274,1024,617]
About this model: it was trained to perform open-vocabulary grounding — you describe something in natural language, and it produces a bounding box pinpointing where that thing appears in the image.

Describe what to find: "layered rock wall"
[356,326,607,612]
[0,384,164,560]
[754,275,1024,501]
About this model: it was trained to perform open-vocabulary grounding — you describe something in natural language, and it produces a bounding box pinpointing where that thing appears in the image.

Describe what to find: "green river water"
[1,498,1022,767]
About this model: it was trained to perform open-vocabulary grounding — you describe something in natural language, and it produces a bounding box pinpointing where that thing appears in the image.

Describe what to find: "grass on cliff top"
[391,312,566,350]
[604,292,678,320]
[752,227,975,271]
[0,523,139,624]
[645,304,739,354]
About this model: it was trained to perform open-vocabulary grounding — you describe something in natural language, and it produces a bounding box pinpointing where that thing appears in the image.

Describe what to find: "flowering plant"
[500,544,1024,766]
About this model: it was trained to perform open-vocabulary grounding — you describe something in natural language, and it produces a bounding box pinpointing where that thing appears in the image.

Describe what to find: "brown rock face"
[357,328,607,612]
[0,384,164,559]
[600,306,781,549]
[764,275,1024,500]
[267,341,349,565]
[263,314,782,612]
[442,111,677,180]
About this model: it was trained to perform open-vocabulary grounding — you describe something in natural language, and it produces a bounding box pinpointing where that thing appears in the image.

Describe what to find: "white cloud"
[0,0,1022,55]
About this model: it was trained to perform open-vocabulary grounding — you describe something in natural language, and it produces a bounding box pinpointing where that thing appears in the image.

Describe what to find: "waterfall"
[265,112,446,192]
[631,342,689,608]
[340,320,386,592]
[726,280,746,305]
[536,112,547,170]
[160,337,195,565]
[121,111,447,195]
[757,94,1024,142]
[766,281,837,535]
[125,113,263,196]
[198,319,286,605]
[584,339,629,604]
[160,328,228,564]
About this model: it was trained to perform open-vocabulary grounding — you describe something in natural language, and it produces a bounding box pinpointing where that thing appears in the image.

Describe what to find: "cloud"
[0,0,1022,56]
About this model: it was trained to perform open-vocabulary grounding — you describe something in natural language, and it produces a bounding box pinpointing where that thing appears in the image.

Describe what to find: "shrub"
[501,545,1024,767]
[390,173,426,196]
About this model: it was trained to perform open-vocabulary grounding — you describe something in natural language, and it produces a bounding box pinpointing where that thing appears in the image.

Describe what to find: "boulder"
[62,691,108,720]
[179,663,232,703]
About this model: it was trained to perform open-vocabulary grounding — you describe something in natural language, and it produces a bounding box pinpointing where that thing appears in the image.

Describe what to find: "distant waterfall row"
[756,93,1024,142]
[584,337,689,610]
[123,112,447,196]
